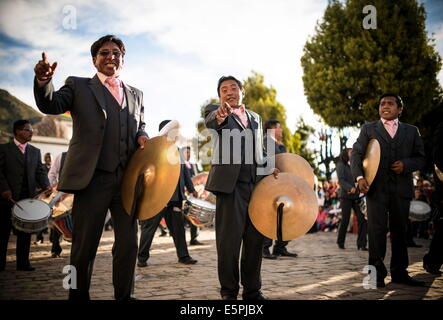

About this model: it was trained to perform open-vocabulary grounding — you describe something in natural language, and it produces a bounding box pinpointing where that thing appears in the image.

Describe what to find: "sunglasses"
[98,50,122,57]
[19,128,33,132]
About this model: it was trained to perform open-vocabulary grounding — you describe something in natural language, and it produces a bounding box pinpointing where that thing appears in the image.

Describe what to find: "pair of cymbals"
[248,153,318,241]
[121,135,180,220]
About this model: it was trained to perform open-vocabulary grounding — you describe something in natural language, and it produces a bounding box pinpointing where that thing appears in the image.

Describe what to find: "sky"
[0,0,442,158]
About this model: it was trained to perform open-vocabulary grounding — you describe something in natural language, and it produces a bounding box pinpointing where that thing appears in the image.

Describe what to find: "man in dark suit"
[262,120,297,259]
[351,93,426,288]
[423,122,443,275]
[137,121,198,268]
[33,35,148,300]
[0,120,50,272]
[204,76,278,300]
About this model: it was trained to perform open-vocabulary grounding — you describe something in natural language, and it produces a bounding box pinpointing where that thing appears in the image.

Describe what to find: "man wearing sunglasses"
[33,35,148,300]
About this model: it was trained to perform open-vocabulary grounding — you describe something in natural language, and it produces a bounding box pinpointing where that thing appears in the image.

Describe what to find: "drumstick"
[9,198,24,210]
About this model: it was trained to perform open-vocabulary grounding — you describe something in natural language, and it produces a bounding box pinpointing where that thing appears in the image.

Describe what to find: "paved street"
[0,227,442,300]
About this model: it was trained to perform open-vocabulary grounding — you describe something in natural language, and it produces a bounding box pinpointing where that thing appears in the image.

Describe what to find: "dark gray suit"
[204,104,266,299]
[34,75,147,300]
[336,160,367,249]
[0,142,49,270]
[351,120,425,281]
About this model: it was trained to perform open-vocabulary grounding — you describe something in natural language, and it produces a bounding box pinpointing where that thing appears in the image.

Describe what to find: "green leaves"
[301,0,441,129]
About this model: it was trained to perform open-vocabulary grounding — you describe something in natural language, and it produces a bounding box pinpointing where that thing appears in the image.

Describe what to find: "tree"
[301,0,441,131]
[242,71,301,153]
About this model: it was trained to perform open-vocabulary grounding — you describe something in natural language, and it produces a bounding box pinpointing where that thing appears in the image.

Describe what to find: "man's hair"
[265,120,280,131]
[378,93,403,109]
[217,76,243,97]
[159,120,171,132]
[90,34,126,58]
[13,120,30,136]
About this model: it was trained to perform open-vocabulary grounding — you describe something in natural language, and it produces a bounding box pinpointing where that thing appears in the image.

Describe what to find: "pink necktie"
[18,144,26,154]
[105,77,123,105]
[384,120,397,138]
[231,106,249,128]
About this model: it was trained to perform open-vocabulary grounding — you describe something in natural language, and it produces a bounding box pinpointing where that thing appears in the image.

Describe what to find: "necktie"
[231,106,249,128]
[105,77,123,105]
[18,143,26,154]
[384,120,397,138]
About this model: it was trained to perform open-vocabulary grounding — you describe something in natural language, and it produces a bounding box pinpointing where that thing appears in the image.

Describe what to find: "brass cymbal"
[435,164,443,182]
[121,136,181,220]
[363,139,380,186]
[275,153,315,189]
[248,173,318,241]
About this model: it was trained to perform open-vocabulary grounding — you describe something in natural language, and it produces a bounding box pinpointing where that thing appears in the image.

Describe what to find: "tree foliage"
[301,0,441,129]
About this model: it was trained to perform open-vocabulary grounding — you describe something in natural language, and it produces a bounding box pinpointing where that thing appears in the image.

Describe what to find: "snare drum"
[11,199,51,233]
[183,198,216,228]
[409,200,431,221]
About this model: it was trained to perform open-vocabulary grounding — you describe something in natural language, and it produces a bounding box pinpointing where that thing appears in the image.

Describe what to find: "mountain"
[0,89,43,142]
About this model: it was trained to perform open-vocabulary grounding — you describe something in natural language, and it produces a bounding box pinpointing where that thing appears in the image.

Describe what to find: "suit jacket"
[204,104,265,194]
[336,160,359,200]
[170,150,196,203]
[350,120,425,199]
[33,75,148,192]
[0,142,50,201]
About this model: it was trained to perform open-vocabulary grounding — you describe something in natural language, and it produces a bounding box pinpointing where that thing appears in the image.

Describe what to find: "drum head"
[410,200,431,215]
[13,199,51,221]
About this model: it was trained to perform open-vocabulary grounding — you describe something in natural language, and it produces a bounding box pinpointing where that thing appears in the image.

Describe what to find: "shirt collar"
[381,118,399,125]
[13,138,27,148]
[96,72,122,87]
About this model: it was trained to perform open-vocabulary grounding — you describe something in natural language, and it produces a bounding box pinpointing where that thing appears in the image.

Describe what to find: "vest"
[95,86,129,172]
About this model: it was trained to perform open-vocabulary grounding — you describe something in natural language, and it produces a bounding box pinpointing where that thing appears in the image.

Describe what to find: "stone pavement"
[0,227,442,300]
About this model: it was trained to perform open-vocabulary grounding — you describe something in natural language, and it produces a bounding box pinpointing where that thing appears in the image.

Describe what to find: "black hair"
[13,120,30,136]
[378,93,403,109]
[265,120,281,131]
[159,120,171,132]
[217,75,243,97]
[90,35,126,58]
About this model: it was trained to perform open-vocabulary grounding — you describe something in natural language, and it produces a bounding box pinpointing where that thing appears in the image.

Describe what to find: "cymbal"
[121,136,181,220]
[363,139,380,186]
[435,164,443,182]
[249,173,318,241]
[275,153,315,189]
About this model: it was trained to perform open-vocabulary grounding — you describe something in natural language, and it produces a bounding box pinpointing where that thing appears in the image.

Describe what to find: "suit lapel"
[232,114,245,130]
[123,83,136,116]
[88,75,107,119]
[375,120,391,143]
[247,111,258,131]
[395,122,407,145]
[9,142,24,165]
